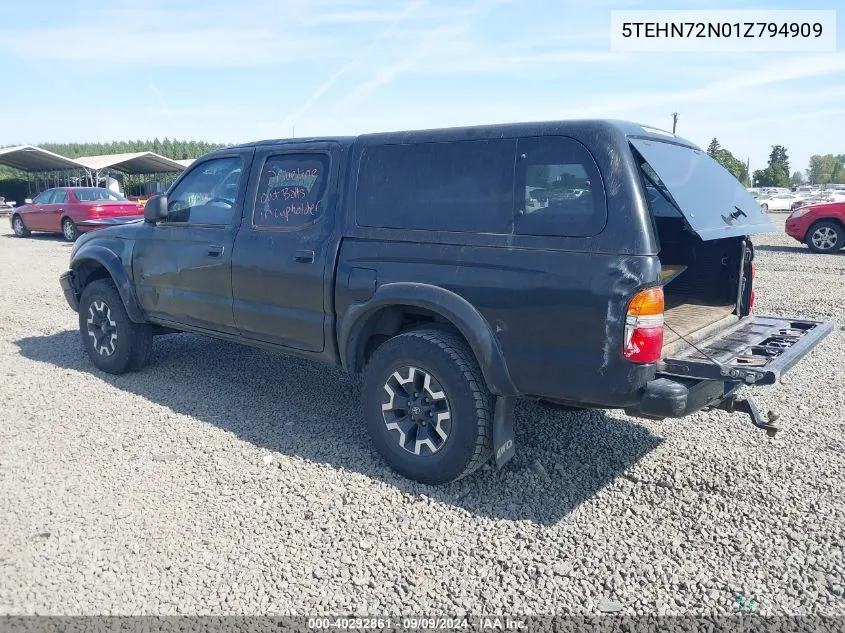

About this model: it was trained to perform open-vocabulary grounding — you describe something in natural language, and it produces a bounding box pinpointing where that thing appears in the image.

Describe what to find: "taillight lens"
[89,205,104,215]
[624,286,664,363]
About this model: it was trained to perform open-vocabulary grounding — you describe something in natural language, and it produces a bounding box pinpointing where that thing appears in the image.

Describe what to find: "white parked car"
[756,192,797,212]
[0,197,15,217]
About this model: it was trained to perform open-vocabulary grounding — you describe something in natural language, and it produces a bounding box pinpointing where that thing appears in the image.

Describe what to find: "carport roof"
[74,152,186,174]
[0,145,87,171]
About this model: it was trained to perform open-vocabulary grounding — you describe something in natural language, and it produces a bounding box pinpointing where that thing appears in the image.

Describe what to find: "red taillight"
[89,205,104,215]
[623,287,664,364]
[749,290,756,312]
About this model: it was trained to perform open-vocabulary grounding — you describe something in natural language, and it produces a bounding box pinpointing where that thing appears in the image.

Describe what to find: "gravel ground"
[0,216,843,617]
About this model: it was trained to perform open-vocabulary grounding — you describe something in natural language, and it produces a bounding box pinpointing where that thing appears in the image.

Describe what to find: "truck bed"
[663,296,736,353]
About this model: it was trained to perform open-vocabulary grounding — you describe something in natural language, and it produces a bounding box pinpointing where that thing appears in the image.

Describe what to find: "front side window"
[34,190,54,204]
[515,136,607,237]
[253,154,328,229]
[166,156,243,225]
[52,190,68,204]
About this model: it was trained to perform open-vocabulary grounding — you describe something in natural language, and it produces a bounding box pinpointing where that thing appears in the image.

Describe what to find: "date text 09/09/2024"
[307,617,526,630]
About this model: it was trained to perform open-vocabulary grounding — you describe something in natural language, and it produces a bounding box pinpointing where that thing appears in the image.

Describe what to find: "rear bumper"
[59,270,79,312]
[628,317,833,419]
[626,376,738,419]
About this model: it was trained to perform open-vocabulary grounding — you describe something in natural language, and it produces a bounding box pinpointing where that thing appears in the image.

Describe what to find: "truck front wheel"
[78,279,152,374]
[362,328,493,485]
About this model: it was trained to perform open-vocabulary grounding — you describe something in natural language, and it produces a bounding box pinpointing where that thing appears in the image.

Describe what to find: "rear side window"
[356,139,516,233]
[253,154,328,229]
[515,136,607,237]
[52,190,68,204]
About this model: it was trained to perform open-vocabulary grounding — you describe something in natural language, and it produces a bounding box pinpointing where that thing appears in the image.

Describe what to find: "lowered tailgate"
[658,316,833,386]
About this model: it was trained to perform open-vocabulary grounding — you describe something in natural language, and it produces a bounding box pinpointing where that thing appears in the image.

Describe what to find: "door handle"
[207,245,225,257]
[294,249,314,263]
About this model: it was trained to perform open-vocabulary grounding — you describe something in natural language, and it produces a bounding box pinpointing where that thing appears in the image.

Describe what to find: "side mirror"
[24,198,33,204]
[144,194,168,223]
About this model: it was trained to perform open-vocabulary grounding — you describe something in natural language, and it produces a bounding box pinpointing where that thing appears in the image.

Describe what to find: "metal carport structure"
[74,152,186,174]
[0,145,89,194]
[0,147,189,201]
[73,152,187,198]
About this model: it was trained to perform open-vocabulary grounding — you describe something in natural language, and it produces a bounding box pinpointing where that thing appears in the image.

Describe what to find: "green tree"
[808,154,845,185]
[768,144,789,179]
[707,141,748,184]
[789,171,805,186]
[753,145,791,187]
[706,138,722,157]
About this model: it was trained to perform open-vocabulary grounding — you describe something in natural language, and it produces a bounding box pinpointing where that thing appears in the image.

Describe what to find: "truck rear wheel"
[362,328,493,484]
[78,279,152,374]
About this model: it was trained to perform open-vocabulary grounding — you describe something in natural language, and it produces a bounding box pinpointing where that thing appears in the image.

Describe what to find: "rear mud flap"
[492,396,515,468]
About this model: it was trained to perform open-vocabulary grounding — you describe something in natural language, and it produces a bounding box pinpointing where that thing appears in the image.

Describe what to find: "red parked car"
[785,200,845,253]
[10,187,144,242]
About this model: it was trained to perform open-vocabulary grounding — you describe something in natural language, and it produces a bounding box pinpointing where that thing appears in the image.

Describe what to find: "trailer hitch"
[713,395,780,437]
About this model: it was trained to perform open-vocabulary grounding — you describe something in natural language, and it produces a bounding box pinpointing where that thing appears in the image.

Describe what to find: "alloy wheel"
[13,217,24,236]
[811,226,838,251]
[381,366,451,456]
[86,300,118,356]
[63,220,76,241]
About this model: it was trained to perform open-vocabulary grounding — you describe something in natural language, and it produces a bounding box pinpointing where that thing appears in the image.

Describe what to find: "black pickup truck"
[59,120,832,484]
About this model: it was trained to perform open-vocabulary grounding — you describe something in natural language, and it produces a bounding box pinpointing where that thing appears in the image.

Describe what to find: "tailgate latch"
[713,395,780,437]
[718,365,766,384]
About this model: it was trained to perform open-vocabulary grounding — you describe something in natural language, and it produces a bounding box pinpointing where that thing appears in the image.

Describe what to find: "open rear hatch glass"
[630,137,775,241]
[659,316,833,385]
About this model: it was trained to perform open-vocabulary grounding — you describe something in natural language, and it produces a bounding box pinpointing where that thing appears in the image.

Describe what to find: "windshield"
[74,188,127,202]
[630,138,775,240]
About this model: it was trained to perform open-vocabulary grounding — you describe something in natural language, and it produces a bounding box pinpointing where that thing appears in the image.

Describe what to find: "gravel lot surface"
[0,216,843,617]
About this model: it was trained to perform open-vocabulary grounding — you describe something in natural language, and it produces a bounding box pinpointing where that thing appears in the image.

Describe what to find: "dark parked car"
[59,121,832,484]
[10,187,143,242]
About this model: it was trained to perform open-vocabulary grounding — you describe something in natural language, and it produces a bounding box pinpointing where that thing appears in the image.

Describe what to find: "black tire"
[362,328,493,485]
[805,220,844,253]
[760,203,768,212]
[78,279,152,374]
[62,217,79,242]
[11,214,30,237]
